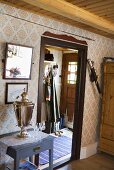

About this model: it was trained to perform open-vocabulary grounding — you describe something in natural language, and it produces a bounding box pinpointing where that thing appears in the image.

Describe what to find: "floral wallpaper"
[0,3,114,147]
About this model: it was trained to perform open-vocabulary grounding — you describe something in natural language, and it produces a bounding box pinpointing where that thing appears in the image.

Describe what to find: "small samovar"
[13,89,34,138]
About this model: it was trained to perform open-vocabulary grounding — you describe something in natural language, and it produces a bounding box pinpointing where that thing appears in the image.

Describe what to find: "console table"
[0,131,53,170]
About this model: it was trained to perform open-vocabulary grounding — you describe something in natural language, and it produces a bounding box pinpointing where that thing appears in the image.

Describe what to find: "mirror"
[3,43,33,79]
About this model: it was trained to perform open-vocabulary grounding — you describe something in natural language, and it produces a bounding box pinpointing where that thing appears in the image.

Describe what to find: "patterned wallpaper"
[0,3,114,147]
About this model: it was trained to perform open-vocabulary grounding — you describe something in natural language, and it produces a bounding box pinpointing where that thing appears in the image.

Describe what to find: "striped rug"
[39,135,72,165]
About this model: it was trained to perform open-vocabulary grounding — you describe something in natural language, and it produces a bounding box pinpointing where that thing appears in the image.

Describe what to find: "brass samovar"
[14,89,34,138]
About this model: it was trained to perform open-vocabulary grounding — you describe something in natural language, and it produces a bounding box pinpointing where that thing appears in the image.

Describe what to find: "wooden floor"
[55,153,114,170]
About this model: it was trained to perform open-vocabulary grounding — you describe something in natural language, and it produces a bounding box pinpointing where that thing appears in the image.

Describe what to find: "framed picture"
[3,43,33,79]
[5,83,28,104]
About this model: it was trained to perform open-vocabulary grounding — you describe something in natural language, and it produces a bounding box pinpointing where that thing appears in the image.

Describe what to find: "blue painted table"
[0,131,53,170]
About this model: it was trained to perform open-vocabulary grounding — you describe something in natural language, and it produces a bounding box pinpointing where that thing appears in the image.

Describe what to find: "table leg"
[14,157,19,170]
[35,154,39,167]
[49,148,53,170]
[29,156,33,163]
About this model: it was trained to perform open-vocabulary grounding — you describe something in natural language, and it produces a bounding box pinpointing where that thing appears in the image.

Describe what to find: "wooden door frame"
[37,32,88,160]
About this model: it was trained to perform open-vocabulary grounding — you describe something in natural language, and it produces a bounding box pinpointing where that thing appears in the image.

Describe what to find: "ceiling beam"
[21,0,114,35]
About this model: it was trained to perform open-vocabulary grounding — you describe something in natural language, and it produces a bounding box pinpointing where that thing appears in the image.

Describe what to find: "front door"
[60,53,78,122]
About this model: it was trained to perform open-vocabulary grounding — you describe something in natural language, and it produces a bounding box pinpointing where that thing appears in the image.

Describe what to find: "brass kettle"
[14,89,34,138]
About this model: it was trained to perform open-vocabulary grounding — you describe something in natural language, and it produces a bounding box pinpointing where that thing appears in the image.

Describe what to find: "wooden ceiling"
[1,0,114,39]
[65,0,114,23]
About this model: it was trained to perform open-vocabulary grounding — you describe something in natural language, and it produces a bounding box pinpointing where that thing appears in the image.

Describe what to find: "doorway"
[40,46,77,168]
[37,32,87,168]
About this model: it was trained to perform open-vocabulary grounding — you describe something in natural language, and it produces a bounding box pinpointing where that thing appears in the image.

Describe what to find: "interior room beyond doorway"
[42,45,78,131]
[39,45,78,168]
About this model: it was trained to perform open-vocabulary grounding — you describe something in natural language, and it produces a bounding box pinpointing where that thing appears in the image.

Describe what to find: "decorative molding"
[42,32,88,46]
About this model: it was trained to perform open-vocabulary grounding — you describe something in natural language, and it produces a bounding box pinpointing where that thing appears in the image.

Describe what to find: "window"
[67,62,77,84]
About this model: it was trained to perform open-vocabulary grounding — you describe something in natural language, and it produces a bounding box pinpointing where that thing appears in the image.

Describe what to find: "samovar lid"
[14,88,34,106]
[21,88,28,102]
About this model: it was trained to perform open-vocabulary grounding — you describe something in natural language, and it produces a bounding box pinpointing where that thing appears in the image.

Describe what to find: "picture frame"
[3,43,33,80]
[5,83,28,104]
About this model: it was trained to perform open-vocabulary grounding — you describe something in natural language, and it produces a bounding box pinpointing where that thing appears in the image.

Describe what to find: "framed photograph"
[3,43,33,79]
[5,83,28,104]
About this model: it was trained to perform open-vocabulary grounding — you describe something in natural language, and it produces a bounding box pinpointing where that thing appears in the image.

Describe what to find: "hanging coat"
[45,68,60,123]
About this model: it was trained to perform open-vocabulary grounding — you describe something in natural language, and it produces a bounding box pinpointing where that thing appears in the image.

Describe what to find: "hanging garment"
[45,69,60,122]
[41,75,51,122]
[50,77,60,122]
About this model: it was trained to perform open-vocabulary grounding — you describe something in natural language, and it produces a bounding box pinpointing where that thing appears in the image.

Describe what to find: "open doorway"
[39,46,77,168]
[37,32,87,168]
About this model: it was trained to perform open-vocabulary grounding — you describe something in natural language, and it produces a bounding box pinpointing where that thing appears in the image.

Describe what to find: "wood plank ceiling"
[1,0,114,39]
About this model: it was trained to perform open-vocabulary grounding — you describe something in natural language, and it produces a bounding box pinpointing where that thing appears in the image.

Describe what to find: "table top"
[0,131,52,164]
[0,131,50,147]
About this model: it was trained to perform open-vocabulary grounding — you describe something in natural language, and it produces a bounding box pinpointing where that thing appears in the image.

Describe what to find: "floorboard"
[55,153,114,170]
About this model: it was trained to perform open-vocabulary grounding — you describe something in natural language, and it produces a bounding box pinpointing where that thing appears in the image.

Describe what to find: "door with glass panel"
[60,53,78,123]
